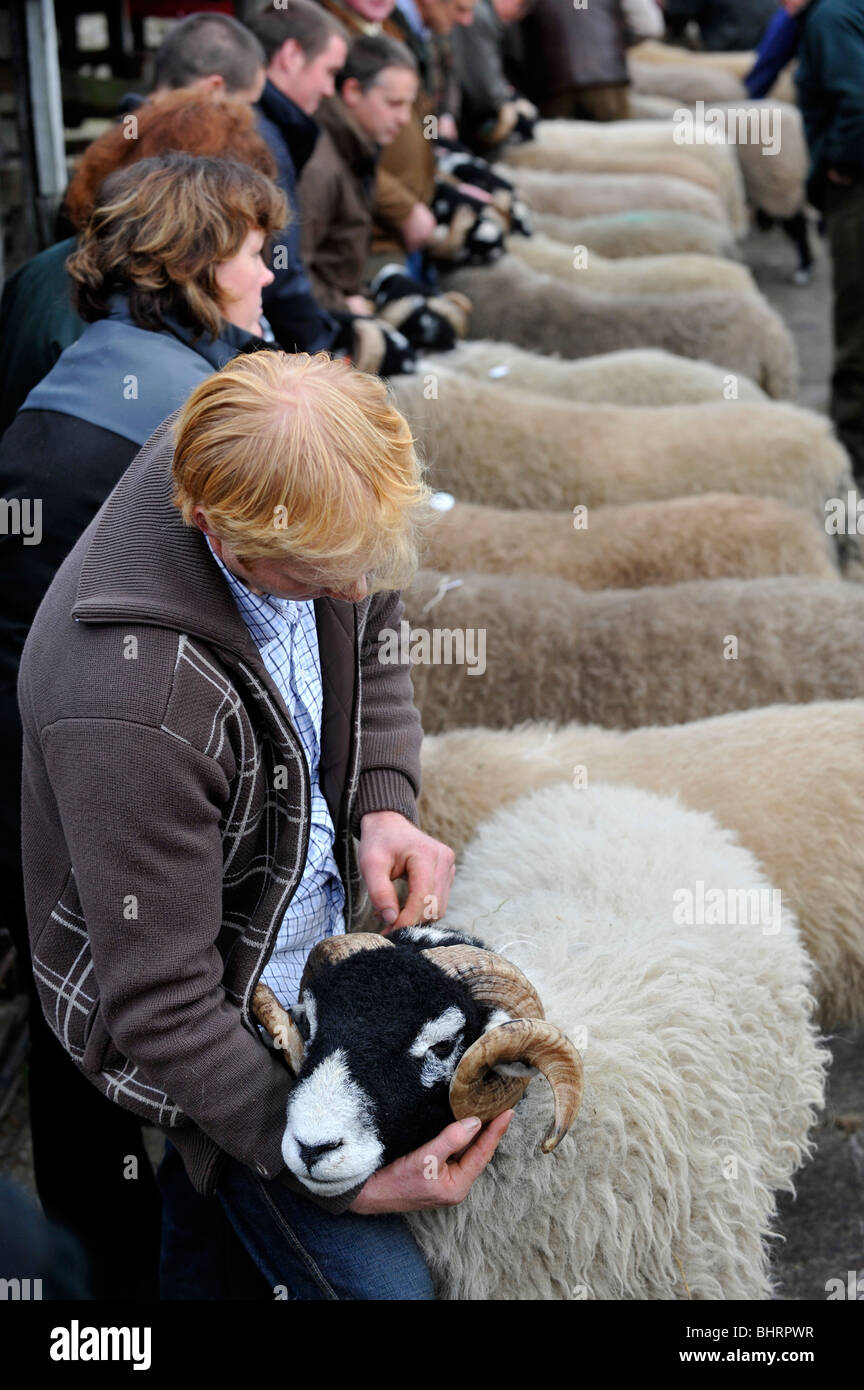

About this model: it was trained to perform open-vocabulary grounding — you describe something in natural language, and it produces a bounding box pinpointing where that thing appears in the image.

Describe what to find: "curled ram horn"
[421,944,545,1018]
[450,1019,584,1153]
[252,982,306,1077]
[299,931,393,995]
[423,945,583,1151]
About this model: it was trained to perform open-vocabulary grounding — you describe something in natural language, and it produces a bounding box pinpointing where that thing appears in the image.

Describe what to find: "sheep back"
[423,342,767,404]
[402,570,864,734]
[405,783,826,1300]
[394,372,838,515]
[508,166,730,226]
[516,119,747,233]
[629,57,748,104]
[442,258,798,396]
[707,100,808,219]
[423,495,839,590]
[510,234,756,295]
[417,701,864,1028]
[532,208,737,258]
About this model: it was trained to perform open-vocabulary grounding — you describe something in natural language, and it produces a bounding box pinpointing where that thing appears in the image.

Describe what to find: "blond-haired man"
[18,351,510,1299]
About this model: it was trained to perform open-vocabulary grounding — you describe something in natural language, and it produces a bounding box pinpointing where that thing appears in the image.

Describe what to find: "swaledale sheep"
[629,39,756,80]
[500,147,726,192]
[442,258,797,396]
[532,208,737,259]
[253,926,583,1196]
[255,789,825,1300]
[629,38,798,105]
[510,232,756,294]
[629,56,747,104]
[400,569,864,733]
[424,341,768,405]
[505,166,730,227]
[506,119,747,233]
[405,784,826,1299]
[422,495,839,591]
[706,100,808,220]
[417,701,864,1028]
[392,373,843,518]
[628,93,685,121]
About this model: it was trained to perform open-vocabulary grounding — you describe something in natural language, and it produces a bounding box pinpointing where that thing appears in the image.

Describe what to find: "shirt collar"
[396,0,429,40]
[205,535,308,644]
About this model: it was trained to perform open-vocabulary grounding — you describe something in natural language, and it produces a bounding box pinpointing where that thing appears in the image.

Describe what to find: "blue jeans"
[157,1142,434,1301]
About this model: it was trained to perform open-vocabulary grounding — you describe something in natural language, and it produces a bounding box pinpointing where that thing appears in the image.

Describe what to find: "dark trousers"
[156,1141,434,1301]
[5,863,162,1300]
[541,83,631,123]
[825,178,864,482]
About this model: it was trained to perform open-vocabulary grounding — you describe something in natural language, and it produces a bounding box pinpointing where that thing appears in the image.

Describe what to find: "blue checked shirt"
[206,538,346,1005]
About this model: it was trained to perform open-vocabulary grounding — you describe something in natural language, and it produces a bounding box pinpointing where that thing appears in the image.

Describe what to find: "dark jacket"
[663,0,777,51]
[797,0,864,207]
[17,413,423,1208]
[255,79,341,353]
[745,9,803,99]
[0,297,266,924]
[318,0,438,252]
[451,0,518,144]
[0,238,82,441]
[518,0,629,101]
[297,96,379,311]
[19,292,264,444]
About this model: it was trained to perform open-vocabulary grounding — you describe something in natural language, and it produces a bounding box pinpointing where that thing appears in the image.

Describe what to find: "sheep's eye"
[290,1008,310,1041]
[429,1039,456,1059]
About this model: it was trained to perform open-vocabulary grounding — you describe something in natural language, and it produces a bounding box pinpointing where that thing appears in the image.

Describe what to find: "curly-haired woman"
[0,88,279,437]
[0,149,285,1299]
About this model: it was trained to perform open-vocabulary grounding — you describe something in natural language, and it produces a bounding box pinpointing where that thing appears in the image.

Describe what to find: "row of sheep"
[354,82,853,1300]
[433,102,809,390]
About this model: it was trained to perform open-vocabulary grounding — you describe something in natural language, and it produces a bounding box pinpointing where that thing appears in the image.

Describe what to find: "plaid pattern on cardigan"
[18,412,423,1201]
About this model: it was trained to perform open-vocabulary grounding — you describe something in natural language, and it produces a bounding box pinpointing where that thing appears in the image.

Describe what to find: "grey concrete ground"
[0,218,861,1301]
[743,216,863,1300]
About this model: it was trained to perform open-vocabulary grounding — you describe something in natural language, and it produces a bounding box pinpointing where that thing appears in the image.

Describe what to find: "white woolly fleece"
[422,342,768,407]
[406,783,827,1301]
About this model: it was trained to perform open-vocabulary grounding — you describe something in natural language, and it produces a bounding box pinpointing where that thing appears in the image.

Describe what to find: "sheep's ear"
[483,1008,539,1079]
[389,924,488,952]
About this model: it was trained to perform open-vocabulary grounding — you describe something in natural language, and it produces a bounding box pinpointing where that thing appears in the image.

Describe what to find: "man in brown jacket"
[18,351,510,1299]
[298,34,420,311]
[317,0,445,261]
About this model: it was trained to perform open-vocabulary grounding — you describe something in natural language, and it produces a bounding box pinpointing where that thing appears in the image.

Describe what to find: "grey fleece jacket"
[17,412,423,1212]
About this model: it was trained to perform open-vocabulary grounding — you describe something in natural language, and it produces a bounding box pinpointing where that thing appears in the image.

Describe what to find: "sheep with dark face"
[253,929,583,1198]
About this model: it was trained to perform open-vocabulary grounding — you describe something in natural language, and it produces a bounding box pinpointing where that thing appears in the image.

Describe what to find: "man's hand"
[346,293,374,315]
[347,1111,514,1214]
[358,810,455,929]
[438,114,459,142]
[400,201,438,252]
[827,167,854,185]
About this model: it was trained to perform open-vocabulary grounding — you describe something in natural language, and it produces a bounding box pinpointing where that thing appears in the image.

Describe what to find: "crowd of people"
[1,0,862,1302]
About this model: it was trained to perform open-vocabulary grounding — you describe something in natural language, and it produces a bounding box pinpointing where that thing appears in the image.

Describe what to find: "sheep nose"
[298,1138,343,1172]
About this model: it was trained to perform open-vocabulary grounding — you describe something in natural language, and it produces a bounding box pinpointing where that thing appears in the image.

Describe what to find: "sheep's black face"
[279,928,498,1197]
